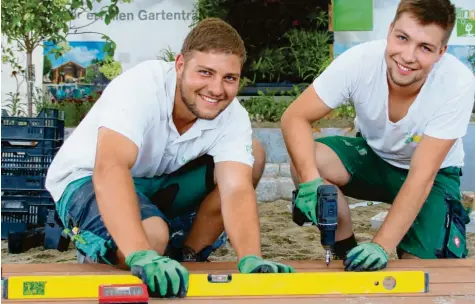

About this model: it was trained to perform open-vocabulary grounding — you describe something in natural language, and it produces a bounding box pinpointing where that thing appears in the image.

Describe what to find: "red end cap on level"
[98,284,149,304]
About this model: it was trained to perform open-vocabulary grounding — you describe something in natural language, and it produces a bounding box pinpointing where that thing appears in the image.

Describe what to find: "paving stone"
[278,177,295,201]
[256,177,279,202]
[262,163,279,178]
[279,163,292,178]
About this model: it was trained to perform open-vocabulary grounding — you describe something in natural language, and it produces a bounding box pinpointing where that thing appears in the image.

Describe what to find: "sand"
[2,196,474,264]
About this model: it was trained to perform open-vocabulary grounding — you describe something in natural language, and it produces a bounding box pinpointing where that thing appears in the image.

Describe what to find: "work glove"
[295,177,324,224]
[126,250,189,298]
[238,255,295,273]
[343,242,388,271]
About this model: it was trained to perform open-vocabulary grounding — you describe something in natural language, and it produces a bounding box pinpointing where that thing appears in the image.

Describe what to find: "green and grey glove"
[126,250,189,298]
[295,177,324,224]
[238,255,295,273]
[343,242,388,271]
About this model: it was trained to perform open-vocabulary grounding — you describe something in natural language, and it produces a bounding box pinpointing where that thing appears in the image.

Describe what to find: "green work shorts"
[315,135,471,259]
[56,154,223,264]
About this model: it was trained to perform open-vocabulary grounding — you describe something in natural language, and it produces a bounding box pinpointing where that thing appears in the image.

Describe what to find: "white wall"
[1,0,197,112]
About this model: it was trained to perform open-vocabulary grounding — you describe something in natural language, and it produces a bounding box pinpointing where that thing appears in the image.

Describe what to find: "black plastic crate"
[1,108,64,141]
[1,150,54,190]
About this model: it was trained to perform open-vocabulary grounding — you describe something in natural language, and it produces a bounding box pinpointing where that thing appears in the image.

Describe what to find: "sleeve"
[424,79,475,140]
[312,43,365,109]
[94,62,159,149]
[207,104,255,167]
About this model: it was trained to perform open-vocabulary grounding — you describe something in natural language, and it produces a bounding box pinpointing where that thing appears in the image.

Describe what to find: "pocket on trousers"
[443,197,470,258]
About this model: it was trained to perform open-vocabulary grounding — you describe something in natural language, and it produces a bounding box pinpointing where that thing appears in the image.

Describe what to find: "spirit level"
[2,271,429,300]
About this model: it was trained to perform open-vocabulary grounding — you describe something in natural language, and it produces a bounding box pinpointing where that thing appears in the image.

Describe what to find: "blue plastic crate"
[1,150,54,190]
[1,189,55,205]
[1,108,64,141]
[1,198,54,239]
[1,140,61,158]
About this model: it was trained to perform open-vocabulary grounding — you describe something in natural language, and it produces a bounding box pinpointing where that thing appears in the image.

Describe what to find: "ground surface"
[2,197,474,263]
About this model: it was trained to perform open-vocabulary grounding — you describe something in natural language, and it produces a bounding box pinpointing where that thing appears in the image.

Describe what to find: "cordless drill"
[291,184,338,265]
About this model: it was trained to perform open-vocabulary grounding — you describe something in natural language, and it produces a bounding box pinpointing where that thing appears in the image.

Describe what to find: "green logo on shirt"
[246,144,253,154]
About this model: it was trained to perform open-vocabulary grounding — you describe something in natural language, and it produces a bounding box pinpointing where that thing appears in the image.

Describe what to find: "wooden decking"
[2,259,475,303]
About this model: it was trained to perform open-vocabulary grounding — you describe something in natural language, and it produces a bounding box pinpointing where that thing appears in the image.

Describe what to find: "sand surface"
[2,197,474,264]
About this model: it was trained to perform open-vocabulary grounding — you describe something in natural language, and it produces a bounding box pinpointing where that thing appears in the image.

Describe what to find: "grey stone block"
[256,177,279,202]
[262,163,279,177]
[279,163,292,178]
[61,124,475,191]
[278,177,295,201]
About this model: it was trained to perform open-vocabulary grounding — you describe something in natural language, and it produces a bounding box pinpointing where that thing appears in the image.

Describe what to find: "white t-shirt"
[46,60,255,203]
[313,39,475,170]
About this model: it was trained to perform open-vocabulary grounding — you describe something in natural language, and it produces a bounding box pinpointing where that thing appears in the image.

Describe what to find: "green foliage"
[248,14,332,83]
[2,92,26,117]
[1,0,131,58]
[241,86,302,122]
[43,55,52,76]
[98,60,122,80]
[192,0,229,26]
[241,87,356,123]
[468,46,475,74]
[34,86,99,127]
[242,93,293,123]
[157,46,177,62]
[249,48,288,83]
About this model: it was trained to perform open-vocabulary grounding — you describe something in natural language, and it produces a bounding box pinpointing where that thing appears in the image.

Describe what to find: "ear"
[175,53,185,76]
[435,44,448,62]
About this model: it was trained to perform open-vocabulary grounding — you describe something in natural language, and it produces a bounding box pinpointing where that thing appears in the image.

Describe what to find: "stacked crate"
[1,108,65,239]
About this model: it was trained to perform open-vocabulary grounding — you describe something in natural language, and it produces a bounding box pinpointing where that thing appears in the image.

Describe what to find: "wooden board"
[2,259,475,303]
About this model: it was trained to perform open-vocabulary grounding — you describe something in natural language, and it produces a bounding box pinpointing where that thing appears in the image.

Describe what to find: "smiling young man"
[281,0,474,271]
[45,18,294,298]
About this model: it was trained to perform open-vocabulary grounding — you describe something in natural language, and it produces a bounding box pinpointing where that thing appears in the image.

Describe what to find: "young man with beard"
[45,18,294,298]
[282,0,474,271]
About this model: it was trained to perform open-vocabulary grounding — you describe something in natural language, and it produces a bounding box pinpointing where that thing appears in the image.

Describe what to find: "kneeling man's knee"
[142,216,170,255]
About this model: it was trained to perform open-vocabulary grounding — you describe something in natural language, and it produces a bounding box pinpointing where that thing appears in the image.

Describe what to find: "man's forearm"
[93,167,152,258]
[221,186,261,260]
[373,176,433,252]
[281,116,320,183]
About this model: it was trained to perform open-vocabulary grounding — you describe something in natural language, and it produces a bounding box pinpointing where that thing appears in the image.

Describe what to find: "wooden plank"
[2,261,474,303]
[3,295,475,304]
[3,259,474,274]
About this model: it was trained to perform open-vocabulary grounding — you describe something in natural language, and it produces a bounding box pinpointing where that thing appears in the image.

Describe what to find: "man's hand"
[343,242,388,271]
[126,250,189,298]
[238,255,295,273]
[295,177,324,224]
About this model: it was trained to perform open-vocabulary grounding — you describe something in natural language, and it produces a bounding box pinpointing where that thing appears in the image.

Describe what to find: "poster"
[42,0,197,100]
[43,41,109,100]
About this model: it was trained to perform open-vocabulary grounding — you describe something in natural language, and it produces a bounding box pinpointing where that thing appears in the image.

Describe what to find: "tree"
[1,0,131,116]
[43,55,52,77]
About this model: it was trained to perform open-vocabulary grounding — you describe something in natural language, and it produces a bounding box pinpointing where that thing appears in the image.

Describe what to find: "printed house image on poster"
[43,41,111,100]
